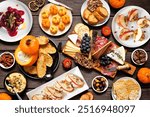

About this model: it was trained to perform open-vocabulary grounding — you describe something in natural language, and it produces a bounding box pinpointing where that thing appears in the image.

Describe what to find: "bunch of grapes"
[80,33,91,54]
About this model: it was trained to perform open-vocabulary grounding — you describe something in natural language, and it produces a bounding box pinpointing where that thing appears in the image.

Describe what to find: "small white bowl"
[131,48,148,66]
[92,76,109,93]
[0,52,15,69]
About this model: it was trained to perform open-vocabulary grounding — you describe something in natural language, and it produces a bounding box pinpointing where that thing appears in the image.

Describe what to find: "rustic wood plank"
[0,88,150,100]
[20,0,150,16]
[0,0,150,100]
[0,16,150,51]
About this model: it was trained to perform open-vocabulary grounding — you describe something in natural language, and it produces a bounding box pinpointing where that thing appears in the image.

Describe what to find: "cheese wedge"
[68,34,78,45]
[107,46,125,65]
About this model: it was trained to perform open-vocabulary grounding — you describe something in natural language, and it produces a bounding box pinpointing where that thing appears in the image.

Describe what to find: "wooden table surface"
[0,0,150,100]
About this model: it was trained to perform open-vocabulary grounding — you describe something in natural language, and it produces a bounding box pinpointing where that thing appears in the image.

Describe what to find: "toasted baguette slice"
[36,36,49,45]
[37,53,46,78]
[96,6,108,18]
[46,87,63,98]
[23,66,37,75]
[43,54,53,67]
[67,73,84,88]
[57,80,74,92]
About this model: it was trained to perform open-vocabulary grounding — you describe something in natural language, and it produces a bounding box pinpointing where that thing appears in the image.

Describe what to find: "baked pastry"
[49,4,58,15]
[93,11,105,22]
[96,6,108,18]
[62,14,70,25]
[58,22,65,31]
[83,8,91,20]
[41,10,50,19]
[50,25,58,34]
[42,18,50,29]
[58,6,67,16]
[52,15,60,25]
[88,14,98,25]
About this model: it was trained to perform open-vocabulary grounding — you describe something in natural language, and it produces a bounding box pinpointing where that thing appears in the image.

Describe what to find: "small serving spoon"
[5,80,22,100]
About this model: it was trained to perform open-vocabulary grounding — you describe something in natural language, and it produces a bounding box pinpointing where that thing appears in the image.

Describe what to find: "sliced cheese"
[66,40,80,49]
[107,46,125,65]
[68,34,78,45]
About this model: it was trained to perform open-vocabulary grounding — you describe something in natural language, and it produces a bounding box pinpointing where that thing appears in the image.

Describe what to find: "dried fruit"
[35,0,45,7]
[28,1,39,12]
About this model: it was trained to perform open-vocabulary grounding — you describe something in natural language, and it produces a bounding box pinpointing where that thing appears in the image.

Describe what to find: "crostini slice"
[57,80,74,92]
[67,73,84,88]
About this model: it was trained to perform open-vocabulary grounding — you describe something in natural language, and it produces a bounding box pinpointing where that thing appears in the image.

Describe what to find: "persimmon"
[109,0,125,9]
[137,68,150,84]
[19,35,39,55]
[0,92,12,100]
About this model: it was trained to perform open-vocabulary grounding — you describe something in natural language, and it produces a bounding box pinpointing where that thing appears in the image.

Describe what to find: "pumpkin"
[19,35,39,55]
[0,92,12,100]
[15,47,38,66]
[109,0,125,9]
[137,68,150,84]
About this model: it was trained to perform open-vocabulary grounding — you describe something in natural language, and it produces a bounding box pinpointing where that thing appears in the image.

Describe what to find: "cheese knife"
[48,0,73,11]
[107,64,131,72]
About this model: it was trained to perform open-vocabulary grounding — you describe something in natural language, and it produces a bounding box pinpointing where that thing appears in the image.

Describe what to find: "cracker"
[74,23,84,34]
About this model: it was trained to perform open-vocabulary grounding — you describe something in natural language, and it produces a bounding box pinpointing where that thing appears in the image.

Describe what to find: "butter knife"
[107,64,130,72]
[48,0,73,11]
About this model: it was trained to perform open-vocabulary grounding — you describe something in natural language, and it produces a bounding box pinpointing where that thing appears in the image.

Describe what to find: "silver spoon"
[5,80,22,100]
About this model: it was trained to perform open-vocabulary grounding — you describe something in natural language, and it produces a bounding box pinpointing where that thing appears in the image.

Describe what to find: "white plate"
[112,6,150,48]
[112,77,142,100]
[81,0,110,27]
[0,0,33,42]
[39,3,73,36]
[26,67,89,100]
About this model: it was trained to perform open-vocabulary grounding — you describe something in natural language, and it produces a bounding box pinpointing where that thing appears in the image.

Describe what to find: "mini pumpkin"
[49,4,58,15]
[62,14,70,25]
[109,0,125,9]
[19,35,39,55]
[137,68,150,84]
[42,18,50,29]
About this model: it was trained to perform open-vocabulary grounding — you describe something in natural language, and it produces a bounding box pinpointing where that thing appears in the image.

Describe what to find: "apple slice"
[128,9,138,22]
[137,18,150,28]
[57,80,74,92]
[116,15,128,28]
[134,27,143,42]
[67,73,84,88]
[119,30,134,40]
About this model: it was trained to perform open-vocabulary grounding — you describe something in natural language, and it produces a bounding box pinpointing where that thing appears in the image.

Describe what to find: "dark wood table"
[0,0,150,100]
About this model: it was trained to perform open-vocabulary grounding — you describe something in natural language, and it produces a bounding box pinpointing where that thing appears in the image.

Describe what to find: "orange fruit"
[109,0,125,9]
